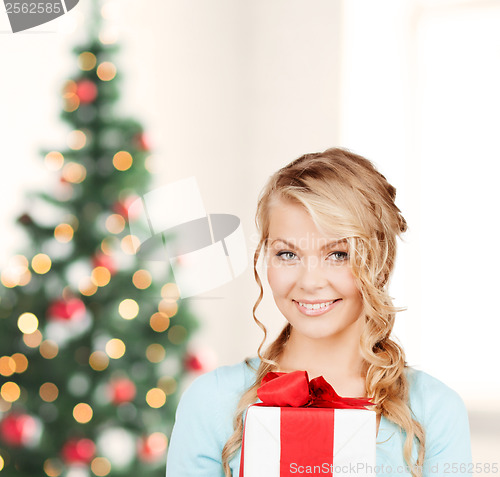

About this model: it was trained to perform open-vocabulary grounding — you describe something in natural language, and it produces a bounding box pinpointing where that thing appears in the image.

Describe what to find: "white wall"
[340,0,500,466]
[340,0,500,403]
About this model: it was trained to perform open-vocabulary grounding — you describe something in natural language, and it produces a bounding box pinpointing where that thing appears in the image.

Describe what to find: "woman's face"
[266,199,365,342]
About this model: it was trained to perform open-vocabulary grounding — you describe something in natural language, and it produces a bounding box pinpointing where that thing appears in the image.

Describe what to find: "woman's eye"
[275,251,348,262]
[330,251,349,261]
[276,251,296,261]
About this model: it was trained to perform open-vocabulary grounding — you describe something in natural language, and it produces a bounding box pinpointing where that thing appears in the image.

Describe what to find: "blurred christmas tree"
[0,2,207,476]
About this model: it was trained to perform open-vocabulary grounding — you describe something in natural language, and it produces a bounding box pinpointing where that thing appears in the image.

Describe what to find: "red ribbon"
[256,370,374,409]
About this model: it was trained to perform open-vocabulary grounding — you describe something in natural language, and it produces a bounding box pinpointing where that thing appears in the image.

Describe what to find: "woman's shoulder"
[404,368,472,464]
[166,357,260,474]
[177,356,259,407]
[405,366,468,422]
[405,366,464,399]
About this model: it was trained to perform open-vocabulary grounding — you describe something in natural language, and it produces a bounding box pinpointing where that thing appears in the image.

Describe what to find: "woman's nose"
[297,256,328,289]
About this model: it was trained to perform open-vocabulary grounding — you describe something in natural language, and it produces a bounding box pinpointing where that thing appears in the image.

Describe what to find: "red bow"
[257,370,374,409]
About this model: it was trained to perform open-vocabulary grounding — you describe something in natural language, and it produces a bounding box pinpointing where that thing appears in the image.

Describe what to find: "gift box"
[239,371,376,477]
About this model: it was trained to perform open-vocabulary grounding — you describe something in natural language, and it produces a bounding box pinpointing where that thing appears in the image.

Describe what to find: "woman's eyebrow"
[270,238,347,250]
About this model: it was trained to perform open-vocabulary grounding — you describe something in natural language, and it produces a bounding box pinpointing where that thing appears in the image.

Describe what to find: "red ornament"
[47,297,86,321]
[92,252,117,276]
[137,434,167,463]
[134,132,150,151]
[0,413,37,447]
[184,347,217,373]
[61,438,96,464]
[76,80,98,104]
[108,378,136,405]
[112,195,141,222]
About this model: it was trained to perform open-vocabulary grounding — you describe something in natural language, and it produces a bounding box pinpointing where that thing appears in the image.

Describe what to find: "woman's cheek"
[267,265,279,291]
[331,267,360,296]
[267,264,292,294]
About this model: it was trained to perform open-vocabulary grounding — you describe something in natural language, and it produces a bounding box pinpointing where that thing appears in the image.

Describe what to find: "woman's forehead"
[268,201,345,241]
[267,236,348,250]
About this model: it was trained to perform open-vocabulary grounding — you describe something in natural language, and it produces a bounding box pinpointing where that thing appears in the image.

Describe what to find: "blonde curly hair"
[221,147,425,477]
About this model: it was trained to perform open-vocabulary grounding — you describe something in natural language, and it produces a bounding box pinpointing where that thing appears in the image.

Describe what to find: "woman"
[166,148,472,477]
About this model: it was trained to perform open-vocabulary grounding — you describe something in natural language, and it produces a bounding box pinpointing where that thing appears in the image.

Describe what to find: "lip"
[295,298,339,304]
[293,299,342,316]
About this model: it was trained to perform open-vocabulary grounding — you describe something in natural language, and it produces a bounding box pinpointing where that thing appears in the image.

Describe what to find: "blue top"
[166,357,472,477]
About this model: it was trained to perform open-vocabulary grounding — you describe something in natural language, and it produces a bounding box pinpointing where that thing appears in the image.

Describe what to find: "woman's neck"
[274,325,366,396]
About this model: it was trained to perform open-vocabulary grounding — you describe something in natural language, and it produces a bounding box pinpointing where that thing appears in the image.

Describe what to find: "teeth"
[298,300,335,310]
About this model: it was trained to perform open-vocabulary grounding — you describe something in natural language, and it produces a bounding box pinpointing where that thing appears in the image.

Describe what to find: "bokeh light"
[100,237,117,255]
[40,382,59,402]
[62,162,87,184]
[44,151,64,171]
[146,432,168,455]
[78,52,97,71]
[17,312,38,334]
[118,299,139,320]
[89,351,109,371]
[146,344,165,363]
[144,154,161,173]
[9,255,28,271]
[54,223,74,243]
[64,94,79,113]
[161,282,180,301]
[105,214,125,234]
[145,388,166,408]
[120,235,140,255]
[32,253,52,274]
[150,312,170,332]
[105,339,125,359]
[67,129,87,150]
[1,269,18,288]
[112,151,133,171]
[12,353,28,373]
[1,382,21,402]
[0,399,12,413]
[43,458,63,477]
[0,356,16,376]
[17,269,32,287]
[39,340,59,359]
[96,62,117,81]
[68,373,90,396]
[91,456,111,476]
[168,325,188,345]
[99,26,119,45]
[158,299,178,317]
[132,269,152,289]
[0,255,30,287]
[62,80,77,97]
[67,129,87,149]
[157,376,177,395]
[78,276,98,296]
[73,402,93,423]
[91,266,111,287]
[23,329,43,348]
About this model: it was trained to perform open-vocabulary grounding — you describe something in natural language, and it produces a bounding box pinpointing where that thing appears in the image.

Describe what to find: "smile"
[293,299,341,316]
